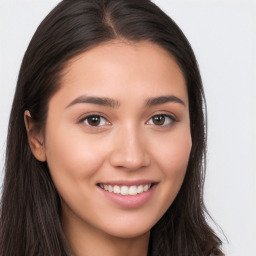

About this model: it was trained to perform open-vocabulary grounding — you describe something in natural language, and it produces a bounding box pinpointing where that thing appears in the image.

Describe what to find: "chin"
[100,219,154,239]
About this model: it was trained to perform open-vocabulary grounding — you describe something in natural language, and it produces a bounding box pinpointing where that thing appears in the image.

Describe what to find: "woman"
[0,0,224,255]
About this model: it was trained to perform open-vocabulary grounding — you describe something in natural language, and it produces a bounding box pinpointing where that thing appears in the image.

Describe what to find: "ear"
[24,110,46,162]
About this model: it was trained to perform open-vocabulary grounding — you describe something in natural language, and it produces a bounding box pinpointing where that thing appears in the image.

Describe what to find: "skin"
[25,40,192,256]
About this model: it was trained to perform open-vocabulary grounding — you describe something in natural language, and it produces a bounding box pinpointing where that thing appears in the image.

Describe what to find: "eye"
[147,114,176,126]
[82,115,110,127]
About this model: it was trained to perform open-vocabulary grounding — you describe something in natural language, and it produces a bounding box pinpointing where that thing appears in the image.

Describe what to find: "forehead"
[52,40,188,107]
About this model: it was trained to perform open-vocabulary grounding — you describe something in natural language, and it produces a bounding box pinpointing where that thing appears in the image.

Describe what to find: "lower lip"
[98,185,157,208]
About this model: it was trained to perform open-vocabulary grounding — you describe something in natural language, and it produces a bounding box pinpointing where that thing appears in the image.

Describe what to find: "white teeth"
[128,185,137,195]
[137,185,144,194]
[143,184,149,192]
[121,186,129,195]
[113,185,121,194]
[100,183,152,195]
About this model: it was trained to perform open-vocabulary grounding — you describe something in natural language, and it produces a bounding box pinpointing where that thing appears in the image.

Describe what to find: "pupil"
[88,116,100,126]
[153,115,165,125]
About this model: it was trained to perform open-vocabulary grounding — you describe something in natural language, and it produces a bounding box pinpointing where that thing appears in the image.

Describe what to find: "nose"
[109,125,150,171]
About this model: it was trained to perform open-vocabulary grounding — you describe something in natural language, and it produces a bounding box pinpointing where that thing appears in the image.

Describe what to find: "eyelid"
[77,112,178,128]
[146,113,178,126]
[78,112,111,128]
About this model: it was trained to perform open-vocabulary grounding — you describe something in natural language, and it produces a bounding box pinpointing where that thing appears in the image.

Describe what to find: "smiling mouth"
[97,183,153,196]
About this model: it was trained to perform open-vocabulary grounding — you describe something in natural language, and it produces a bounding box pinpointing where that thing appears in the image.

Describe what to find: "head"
[1,0,217,255]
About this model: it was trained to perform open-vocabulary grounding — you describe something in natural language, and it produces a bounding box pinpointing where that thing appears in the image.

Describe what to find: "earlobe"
[24,110,46,162]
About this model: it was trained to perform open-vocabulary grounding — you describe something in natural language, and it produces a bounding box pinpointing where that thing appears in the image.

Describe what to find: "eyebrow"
[146,95,185,107]
[66,96,120,109]
[66,94,185,109]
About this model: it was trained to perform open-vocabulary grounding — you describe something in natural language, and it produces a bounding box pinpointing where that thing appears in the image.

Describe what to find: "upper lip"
[97,179,158,186]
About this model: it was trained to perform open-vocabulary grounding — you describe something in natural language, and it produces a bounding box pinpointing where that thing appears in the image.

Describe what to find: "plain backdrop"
[0,0,255,255]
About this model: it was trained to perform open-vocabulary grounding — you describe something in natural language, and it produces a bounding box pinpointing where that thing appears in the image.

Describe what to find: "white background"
[0,0,255,255]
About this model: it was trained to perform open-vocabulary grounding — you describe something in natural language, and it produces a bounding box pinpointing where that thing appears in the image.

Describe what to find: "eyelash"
[146,114,177,127]
[79,114,110,128]
[79,113,177,128]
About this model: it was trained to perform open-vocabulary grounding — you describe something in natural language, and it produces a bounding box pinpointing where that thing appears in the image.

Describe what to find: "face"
[42,41,191,239]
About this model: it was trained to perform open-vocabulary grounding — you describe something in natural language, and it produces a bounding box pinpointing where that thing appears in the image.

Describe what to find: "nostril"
[108,130,150,170]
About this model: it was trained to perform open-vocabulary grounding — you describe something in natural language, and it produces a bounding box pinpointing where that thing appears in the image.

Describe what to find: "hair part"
[1,0,223,255]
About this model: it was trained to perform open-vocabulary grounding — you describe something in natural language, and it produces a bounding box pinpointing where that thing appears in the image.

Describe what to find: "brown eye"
[83,115,109,127]
[152,115,165,125]
[87,116,101,126]
[147,114,175,126]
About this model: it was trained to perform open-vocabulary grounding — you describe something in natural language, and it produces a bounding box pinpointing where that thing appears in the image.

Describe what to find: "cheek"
[152,128,191,207]
[44,125,109,218]
[154,128,192,175]
[44,123,107,188]
[164,139,191,174]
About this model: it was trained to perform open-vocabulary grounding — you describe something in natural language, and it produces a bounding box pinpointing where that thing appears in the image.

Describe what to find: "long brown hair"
[1,0,223,255]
